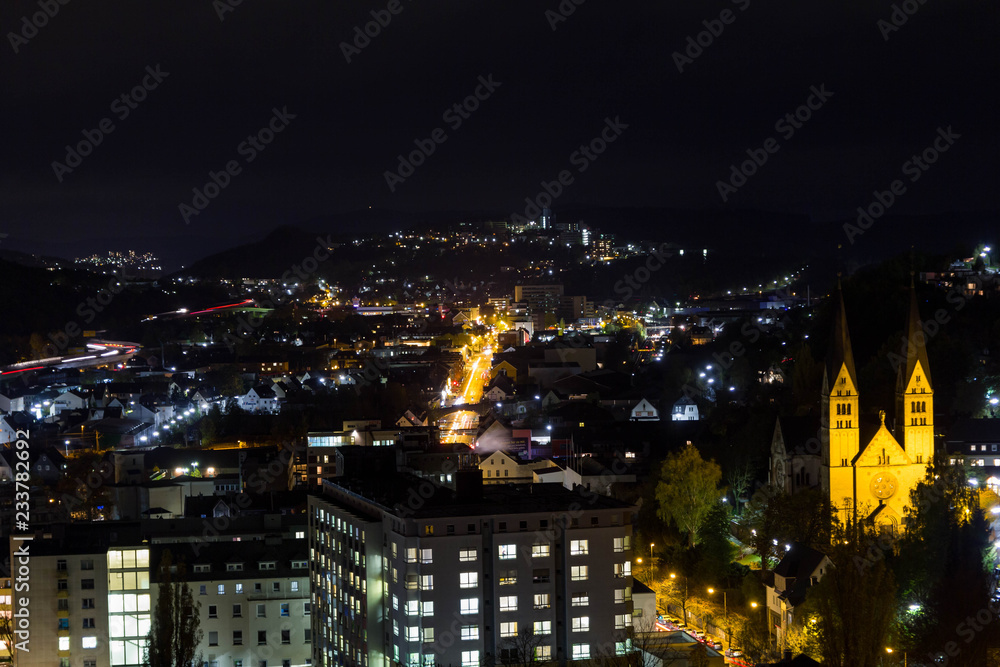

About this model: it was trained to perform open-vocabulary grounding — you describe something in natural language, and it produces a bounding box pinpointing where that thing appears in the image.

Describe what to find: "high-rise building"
[309,473,637,667]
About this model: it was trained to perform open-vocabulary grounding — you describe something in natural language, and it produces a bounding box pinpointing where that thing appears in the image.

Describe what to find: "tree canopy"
[656,444,723,547]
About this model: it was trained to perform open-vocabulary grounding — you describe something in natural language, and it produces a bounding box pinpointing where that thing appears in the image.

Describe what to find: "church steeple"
[826,280,859,392]
[821,279,861,511]
[898,276,932,390]
[895,277,934,462]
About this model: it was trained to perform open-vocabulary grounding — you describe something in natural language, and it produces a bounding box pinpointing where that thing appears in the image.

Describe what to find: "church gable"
[856,419,911,467]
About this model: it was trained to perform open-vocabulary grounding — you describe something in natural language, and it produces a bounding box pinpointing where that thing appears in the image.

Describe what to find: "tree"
[743,486,834,571]
[811,519,896,667]
[655,444,723,547]
[726,462,754,516]
[894,464,999,662]
[0,611,13,666]
[144,550,203,667]
[498,627,546,666]
[692,501,738,586]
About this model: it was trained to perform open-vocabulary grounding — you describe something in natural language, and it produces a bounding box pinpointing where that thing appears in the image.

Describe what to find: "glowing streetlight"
[708,587,727,620]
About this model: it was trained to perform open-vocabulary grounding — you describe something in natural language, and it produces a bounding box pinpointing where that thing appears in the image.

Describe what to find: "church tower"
[895,280,934,464]
[821,283,861,514]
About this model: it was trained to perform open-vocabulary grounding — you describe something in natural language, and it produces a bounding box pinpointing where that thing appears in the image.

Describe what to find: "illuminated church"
[770,282,933,533]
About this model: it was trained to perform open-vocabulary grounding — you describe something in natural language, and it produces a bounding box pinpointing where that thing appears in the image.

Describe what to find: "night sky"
[3,0,998,257]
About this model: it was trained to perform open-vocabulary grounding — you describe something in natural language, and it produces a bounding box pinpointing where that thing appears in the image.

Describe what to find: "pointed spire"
[903,276,932,387]
[827,278,858,391]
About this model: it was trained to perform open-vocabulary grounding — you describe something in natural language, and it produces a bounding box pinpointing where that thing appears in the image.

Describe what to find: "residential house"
[238,385,280,413]
[671,396,699,421]
[766,544,831,650]
[630,398,660,422]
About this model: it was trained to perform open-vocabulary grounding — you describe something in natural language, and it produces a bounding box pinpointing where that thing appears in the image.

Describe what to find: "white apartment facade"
[309,475,637,667]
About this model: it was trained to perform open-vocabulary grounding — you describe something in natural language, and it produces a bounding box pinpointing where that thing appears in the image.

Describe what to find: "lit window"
[500,622,517,638]
[571,565,588,581]
[461,626,479,641]
[460,598,478,615]
[459,549,477,562]
[572,616,590,633]
[613,536,631,553]
[615,614,632,629]
[499,596,517,612]
[460,572,478,589]
[535,646,552,661]
[462,651,480,667]
[572,594,589,607]
[533,593,550,609]
[420,549,433,564]
[422,601,434,617]
[498,544,516,560]
[533,620,552,635]
[406,548,417,563]
[572,644,590,660]
[570,540,589,556]
[531,544,550,558]
[59,637,70,651]
[406,627,420,642]
[420,575,434,591]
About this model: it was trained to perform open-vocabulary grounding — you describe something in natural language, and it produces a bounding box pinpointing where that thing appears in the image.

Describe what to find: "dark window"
[258,630,267,645]
[81,579,95,590]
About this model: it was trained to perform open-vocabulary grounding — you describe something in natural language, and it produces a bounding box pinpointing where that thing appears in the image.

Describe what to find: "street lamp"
[886,647,906,667]
[649,543,655,580]
[708,587,728,620]
[671,573,688,623]
[752,601,773,656]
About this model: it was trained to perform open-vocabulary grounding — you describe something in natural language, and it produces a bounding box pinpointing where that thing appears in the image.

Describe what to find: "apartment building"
[10,512,309,667]
[10,522,147,667]
[309,471,637,667]
[154,539,311,667]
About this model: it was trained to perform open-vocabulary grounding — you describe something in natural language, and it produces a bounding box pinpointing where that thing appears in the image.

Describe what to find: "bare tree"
[497,627,547,667]
[594,617,682,667]
[726,462,754,516]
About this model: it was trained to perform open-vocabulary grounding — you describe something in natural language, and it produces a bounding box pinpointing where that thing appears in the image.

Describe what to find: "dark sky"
[3,0,998,254]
